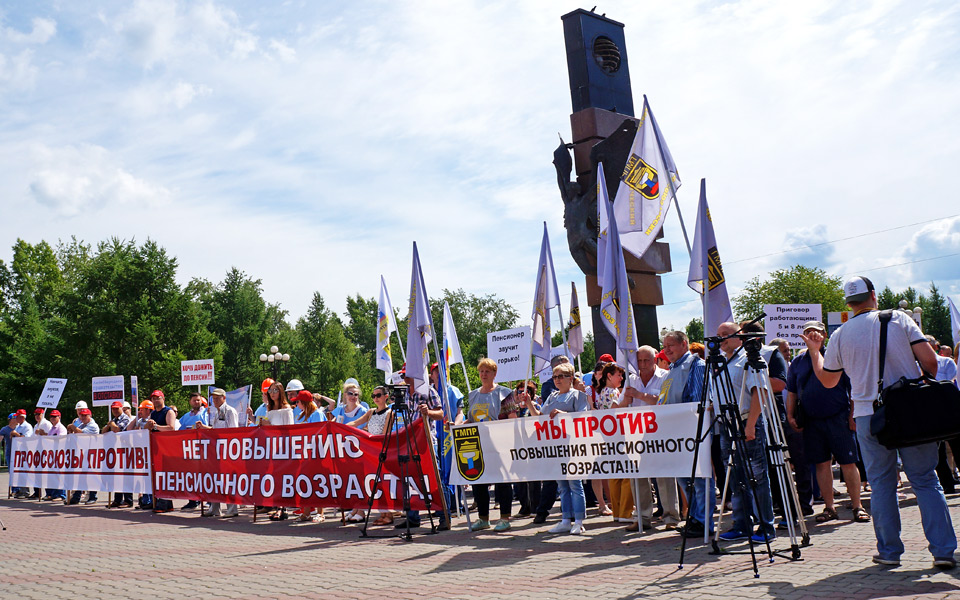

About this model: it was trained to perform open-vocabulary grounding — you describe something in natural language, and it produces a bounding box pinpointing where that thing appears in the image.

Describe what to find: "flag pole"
[644,94,692,258]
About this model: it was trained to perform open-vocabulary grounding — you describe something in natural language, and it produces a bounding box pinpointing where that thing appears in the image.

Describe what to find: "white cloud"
[3,17,56,44]
[268,39,295,62]
[0,49,37,91]
[27,143,171,217]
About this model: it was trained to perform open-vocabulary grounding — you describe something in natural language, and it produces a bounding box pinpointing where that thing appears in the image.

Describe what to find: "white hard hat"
[344,378,359,387]
[285,379,304,392]
[75,400,89,410]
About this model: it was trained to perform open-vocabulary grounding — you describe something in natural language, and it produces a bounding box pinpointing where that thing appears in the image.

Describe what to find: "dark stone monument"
[555,8,672,358]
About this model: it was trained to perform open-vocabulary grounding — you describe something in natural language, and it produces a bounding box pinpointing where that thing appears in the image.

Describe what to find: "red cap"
[295,390,313,404]
[15,409,27,416]
[655,350,668,362]
[50,410,61,417]
[598,354,614,363]
[150,390,165,400]
[430,362,439,372]
[111,401,123,409]
[34,407,44,413]
[78,408,92,416]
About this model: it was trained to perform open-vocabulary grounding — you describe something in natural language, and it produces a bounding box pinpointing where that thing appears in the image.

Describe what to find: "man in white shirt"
[11,409,35,498]
[803,276,954,569]
[40,410,68,502]
[199,388,239,518]
[27,408,52,498]
[621,345,668,532]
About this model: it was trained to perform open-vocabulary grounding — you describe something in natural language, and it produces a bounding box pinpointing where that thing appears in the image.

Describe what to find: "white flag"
[613,95,681,260]
[404,243,433,394]
[376,275,399,375]
[687,179,734,337]
[597,167,610,277]
[949,296,960,348]
[531,223,562,373]
[567,281,584,358]
[599,162,639,372]
[442,301,465,382]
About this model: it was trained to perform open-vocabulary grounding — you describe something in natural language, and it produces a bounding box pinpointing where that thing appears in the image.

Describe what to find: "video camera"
[383,383,410,411]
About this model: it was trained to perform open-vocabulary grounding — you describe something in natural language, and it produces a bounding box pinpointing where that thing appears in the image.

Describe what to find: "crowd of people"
[3,276,959,569]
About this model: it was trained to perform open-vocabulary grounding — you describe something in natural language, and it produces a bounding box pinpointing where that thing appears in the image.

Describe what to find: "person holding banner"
[266,381,295,426]
[660,331,716,539]
[597,363,634,523]
[102,401,135,509]
[39,410,68,502]
[296,391,325,424]
[248,378,273,426]
[179,393,209,431]
[619,346,667,532]
[332,382,368,425]
[9,410,34,498]
[523,362,590,535]
[197,388,240,518]
[466,358,519,532]
[145,390,178,513]
[349,385,396,526]
[66,406,99,505]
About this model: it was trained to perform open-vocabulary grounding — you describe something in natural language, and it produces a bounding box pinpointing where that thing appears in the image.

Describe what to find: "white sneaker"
[548,520,572,533]
[221,509,239,518]
[202,510,220,517]
[570,522,585,535]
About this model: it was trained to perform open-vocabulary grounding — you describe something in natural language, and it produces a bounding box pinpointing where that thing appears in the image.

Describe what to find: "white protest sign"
[486,326,532,383]
[763,304,822,349]
[449,404,710,485]
[92,375,125,407]
[826,311,852,336]
[37,378,68,409]
[181,359,215,386]
[10,430,152,494]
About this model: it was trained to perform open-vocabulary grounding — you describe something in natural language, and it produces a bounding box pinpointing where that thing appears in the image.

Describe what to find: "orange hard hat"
[261,378,275,393]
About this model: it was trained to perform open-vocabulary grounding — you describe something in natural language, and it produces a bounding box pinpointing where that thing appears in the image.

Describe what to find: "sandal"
[815,507,838,523]
[852,507,871,522]
[373,514,394,526]
[269,509,288,521]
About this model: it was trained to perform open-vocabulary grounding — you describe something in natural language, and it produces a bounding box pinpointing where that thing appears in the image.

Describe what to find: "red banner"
[150,420,441,510]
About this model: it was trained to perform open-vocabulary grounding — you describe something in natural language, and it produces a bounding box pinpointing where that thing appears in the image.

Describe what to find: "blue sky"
[1,0,959,339]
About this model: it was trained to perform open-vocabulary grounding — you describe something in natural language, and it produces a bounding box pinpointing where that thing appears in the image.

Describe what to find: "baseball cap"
[7,412,15,419]
[598,353,614,363]
[139,400,154,411]
[150,390,165,400]
[34,407,44,414]
[802,320,826,333]
[15,409,26,416]
[210,388,225,397]
[843,276,875,304]
[78,408,92,416]
[430,362,439,372]
[50,410,61,417]
[111,401,123,409]
[295,390,313,404]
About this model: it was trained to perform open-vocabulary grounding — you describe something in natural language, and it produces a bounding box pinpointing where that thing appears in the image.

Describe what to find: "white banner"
[9,430,152,494]
[763,304,822,348]
[37,378,68,409]
[487,326,532,383]
[92,375,125,407]
[449,404,710,485]
[181,359,215,386]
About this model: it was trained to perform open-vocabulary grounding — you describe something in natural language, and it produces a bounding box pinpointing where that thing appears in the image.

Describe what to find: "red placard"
[150,420,441,510]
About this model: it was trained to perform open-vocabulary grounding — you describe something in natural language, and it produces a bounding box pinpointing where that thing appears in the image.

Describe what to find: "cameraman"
[391,371,445,530]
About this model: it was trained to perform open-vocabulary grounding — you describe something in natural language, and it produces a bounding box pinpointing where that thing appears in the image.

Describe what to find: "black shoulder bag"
[869,310,960,448]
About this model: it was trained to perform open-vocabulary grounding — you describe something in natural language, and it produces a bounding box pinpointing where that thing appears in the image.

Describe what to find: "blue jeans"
[47,489,66,500]
[856,415,957,560]
[720,422,775,535]
[678,476,716,531]
[558,479,586,521]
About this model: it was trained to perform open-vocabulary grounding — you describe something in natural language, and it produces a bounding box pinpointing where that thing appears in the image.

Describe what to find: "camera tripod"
[678,319,807,577]
[360,386,441,541]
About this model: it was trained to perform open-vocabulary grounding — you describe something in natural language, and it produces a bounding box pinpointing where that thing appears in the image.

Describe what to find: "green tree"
[685,317,704,343]
[733,265,846,321]
[292,293,359,398]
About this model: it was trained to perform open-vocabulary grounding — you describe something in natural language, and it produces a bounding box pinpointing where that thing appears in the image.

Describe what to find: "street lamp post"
[258,345,291,382]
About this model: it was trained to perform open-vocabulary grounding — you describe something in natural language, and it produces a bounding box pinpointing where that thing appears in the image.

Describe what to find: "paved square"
[2,470,959,599]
